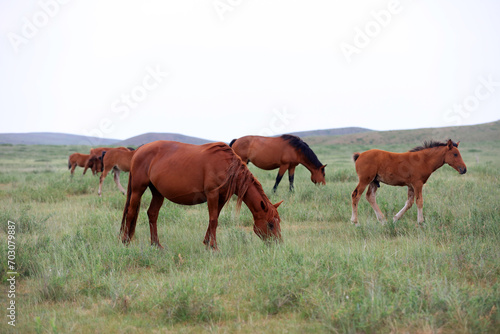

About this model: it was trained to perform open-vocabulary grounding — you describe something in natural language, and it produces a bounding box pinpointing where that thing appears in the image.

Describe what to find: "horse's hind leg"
[98,168,110,197]
[351,180,369,225]
[365,182,386,224]
[393,186,415,222]
[122,180,148,244]
[113,169,126,195]
[273,164,289,192]
[147,185,165,248]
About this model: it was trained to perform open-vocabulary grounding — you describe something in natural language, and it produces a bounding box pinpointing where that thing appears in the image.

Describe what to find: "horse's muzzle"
[459,167,467,174]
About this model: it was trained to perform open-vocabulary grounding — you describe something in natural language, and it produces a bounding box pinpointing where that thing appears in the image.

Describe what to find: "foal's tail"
[229,139,237,147]
[353,153,360,162]
[120,172,133,237]
[68,159,71,169]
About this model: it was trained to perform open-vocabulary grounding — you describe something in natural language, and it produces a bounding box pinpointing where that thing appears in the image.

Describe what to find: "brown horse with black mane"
[120,140,283,250]
[98,148,136,197]
[351,139,467,226]
[230,135,326,192]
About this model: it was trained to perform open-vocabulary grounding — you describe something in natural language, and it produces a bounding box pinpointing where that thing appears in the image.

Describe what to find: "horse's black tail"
[353,153,360,162]
[120,172,133,239]
[100,151,106,172]
[229,139,237,147]
[68,158,71,169]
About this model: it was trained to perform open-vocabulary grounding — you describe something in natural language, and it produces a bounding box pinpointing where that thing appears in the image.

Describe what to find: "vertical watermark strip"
[6,221,17,327]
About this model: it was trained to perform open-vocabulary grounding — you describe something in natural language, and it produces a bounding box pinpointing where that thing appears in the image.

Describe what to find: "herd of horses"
[68,135,467,249]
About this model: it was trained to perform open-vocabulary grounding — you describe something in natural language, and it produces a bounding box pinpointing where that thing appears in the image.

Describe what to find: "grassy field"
[0,135,499,333]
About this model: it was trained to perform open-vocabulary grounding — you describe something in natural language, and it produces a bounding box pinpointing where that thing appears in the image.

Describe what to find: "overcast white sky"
[1,0,499,142]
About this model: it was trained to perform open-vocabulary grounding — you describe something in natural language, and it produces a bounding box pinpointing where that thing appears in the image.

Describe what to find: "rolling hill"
[303,121,500,146]
[0,132,120,146]
[115,132,213,146]
[0,121,498,146]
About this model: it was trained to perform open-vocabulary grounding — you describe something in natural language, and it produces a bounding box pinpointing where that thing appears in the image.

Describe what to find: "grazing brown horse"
[68,153,92,176]
[351,140,467,226]
[98,148,136,196]
[230,135,326,192]
[120,140,283,250]
[85,147,130,175]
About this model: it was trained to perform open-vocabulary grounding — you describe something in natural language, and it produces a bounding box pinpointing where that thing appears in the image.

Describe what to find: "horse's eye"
[454,153,458,157]
[267,222,274,230]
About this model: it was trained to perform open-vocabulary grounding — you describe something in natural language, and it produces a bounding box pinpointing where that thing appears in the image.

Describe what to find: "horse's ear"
[447,139,453,150]
[273,200,284,209]
[261,201,268,212]
[322,164,327,169]
[456,141,460,147]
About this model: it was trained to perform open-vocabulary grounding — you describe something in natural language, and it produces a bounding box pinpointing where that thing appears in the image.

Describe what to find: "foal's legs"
[147,184,165,248]
[273,164,289,192]
[365,182,386,223]
[113,169,126,195]
[393,186,415,222]
[413,183,424,224]
[351,179,370,225]
[98,167,111,197]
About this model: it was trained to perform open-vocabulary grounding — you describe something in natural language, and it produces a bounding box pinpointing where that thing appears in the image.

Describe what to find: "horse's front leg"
[414,183,424,224]
[203,192,224,251]
[288,165,296,192]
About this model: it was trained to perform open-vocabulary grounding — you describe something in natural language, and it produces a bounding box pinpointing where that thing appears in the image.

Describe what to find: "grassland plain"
[0,135,499,333]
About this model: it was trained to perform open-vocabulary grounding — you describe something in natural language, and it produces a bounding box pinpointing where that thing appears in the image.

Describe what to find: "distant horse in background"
[85,147,131,175]
[68,153,92,176]
[230,134,326,192]
[98,148,136,196]
[351,139,467,226]
[120,140,283,250]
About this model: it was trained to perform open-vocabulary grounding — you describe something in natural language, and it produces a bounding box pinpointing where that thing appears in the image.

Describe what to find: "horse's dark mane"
[281,134,323,168]
[218,147,268,213]
[409,140,457,152]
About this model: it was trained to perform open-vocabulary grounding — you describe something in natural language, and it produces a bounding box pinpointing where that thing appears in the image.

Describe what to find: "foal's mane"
[207,143,267,212]
[281,134,323,168]
[409,140,457,152]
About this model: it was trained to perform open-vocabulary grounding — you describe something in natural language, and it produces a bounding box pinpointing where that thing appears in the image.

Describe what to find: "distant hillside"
[0,132,119,146]
[290,127,372,138]
[116,132,213,146]
[305,121,500,146]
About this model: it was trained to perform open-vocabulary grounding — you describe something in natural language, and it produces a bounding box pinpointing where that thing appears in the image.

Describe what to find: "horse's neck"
[241,181,266,219]
[298,154,318,173]
[416,148,446,173]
